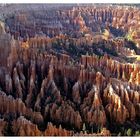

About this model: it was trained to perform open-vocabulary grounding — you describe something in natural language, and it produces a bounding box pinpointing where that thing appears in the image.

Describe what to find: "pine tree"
[3,122,14,136]
[82,123,86,134]
[135,131,140,136]
[126,128,132,136]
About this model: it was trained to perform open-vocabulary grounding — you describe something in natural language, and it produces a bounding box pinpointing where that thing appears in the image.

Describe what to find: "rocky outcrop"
[12,116,42,136]
[0,21,11,67]
[0,119,7,136]
[12,116,73,136]
[0,5,140,136]
[104,84,129,124]
[0,90,43,125]
[81,85,106,127]
[44,122,73,136]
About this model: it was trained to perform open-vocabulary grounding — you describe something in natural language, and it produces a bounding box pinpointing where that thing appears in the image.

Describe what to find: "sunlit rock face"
[0,4,140,136]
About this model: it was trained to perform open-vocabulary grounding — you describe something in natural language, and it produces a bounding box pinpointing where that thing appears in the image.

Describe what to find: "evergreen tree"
[3,122,14,136]
[126,128,132,136]
[82,123,86,134]
[135,131,140,136]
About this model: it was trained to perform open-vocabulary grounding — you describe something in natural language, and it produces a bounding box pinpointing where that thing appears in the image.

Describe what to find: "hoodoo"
[0,4,140,136]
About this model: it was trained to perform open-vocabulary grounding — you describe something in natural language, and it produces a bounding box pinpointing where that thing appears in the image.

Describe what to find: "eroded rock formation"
[0,4,140,136]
